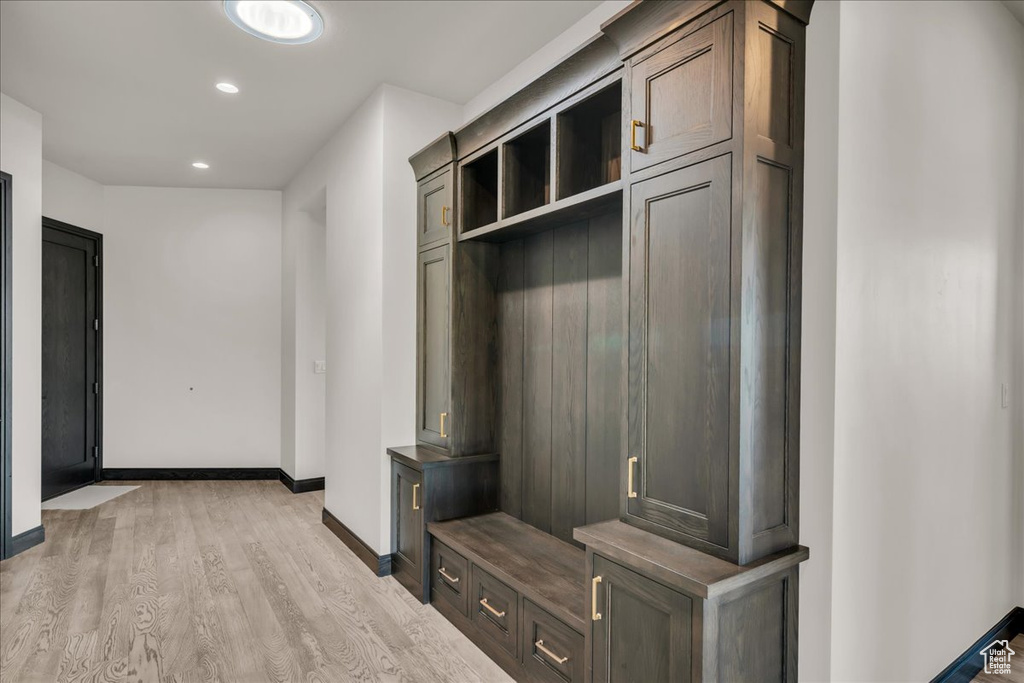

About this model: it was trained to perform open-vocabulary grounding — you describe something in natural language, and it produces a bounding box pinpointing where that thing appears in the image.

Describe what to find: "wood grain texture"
[0,481,512,683]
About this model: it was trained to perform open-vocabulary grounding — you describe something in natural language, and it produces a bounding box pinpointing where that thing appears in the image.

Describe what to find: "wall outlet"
[314,360,327,374]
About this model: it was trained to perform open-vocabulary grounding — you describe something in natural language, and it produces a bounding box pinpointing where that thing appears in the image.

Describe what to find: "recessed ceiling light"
[223,1,324,45]
[192,162,210,169]
[216,82,239,94]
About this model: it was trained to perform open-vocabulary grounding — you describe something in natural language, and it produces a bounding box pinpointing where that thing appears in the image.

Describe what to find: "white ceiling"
[0,0,601,189]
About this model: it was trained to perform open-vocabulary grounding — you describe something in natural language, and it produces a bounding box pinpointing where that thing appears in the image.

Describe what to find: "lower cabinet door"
[392,463,423,594]
[591,555,693,683]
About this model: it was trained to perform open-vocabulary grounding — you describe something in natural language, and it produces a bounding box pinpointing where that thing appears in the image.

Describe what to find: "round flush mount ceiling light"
[216,82,239,94]
[223,1,323,45]
[192,162,210,169]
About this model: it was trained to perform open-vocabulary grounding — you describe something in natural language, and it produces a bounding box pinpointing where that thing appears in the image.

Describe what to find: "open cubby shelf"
[557,81,622,200]
[462,149,499,232]
[503,120,551,219]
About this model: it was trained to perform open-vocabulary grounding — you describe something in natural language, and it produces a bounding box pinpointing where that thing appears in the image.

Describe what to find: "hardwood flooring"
[0,481,512,683]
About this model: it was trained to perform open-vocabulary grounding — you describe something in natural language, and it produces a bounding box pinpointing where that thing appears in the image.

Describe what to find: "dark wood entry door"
[42,220,100,500]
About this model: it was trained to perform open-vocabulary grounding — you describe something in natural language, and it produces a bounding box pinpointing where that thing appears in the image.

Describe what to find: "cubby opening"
[556,82,622,200]
[462,149,499,232]
[503,120,551,218]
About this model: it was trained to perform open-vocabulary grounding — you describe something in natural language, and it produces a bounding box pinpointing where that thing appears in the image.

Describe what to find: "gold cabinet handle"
[479,598,506,619]
[630,119,645,152]
[412,483,420,511]
[627,456,638,499]
[439,412,448,438]
[535,639,569,665]
[441,206,450,226]
[438,567,459,584]
[592,576,602,621]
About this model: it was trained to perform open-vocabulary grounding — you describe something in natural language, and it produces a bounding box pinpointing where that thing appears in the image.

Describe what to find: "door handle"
[441,206,450,226]
[439,412,448,438]
[592,575,602,621]
[627,456,638,499]
[412,483,420,511]
[630,119,645,152]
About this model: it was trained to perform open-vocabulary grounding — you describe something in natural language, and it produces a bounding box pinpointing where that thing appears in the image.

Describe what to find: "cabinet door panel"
[627,155,732,549]
[629,14,733,172]
[418,169,452,247]
[393,463,423,581]
[417,244,450,449]
[591,556,692,683]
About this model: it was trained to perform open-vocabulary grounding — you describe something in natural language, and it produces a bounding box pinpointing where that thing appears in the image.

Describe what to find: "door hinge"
[93,382,100,395]
[93,319,100,331]
[93,255,100,267]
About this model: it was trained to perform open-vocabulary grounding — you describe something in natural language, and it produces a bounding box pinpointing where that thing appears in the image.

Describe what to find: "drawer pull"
[535,639,569,665]
[479,598,506,619]
[592,575,602,621]
[438,567,460,584]
[412,483,420,511]
[627,456,638,499]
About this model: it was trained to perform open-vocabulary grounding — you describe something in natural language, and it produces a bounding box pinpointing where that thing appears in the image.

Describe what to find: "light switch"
[314,360,327,374]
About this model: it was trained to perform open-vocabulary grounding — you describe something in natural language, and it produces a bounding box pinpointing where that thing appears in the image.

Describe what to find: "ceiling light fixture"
[223,1,324,45]
[216,82,240,94]
[192,162,210,169]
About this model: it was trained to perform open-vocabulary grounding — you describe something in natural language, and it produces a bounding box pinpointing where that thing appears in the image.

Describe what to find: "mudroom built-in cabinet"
[389,1,814,680]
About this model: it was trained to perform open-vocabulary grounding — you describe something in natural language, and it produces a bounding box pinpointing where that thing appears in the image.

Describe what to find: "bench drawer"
[430,538,469,616]
[522,599,584,683]
[470,565,519,658]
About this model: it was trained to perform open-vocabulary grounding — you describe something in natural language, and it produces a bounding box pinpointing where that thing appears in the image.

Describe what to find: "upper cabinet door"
[417,244,450,450]
[418,168,453,248]
[628,13,733,173]
[626,155,733,554]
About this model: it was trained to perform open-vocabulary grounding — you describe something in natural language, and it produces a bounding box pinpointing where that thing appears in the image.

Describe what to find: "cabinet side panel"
[714,569,796,682]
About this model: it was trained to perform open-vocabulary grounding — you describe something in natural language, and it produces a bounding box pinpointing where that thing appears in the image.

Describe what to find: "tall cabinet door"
[417,244,450,450]
[591,555,692,683]
[626,155,733,552]
[418,169,453,248]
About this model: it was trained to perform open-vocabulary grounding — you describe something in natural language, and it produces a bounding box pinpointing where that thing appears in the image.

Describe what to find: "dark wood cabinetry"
[416,244,450,450]
[392,1,813,679]
[591,555,694,683]
[388,447,498,602]
[418,167,453,248]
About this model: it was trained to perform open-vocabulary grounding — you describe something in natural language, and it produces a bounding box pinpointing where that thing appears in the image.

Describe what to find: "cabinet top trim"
[387,445,498,471]
[574,520,808,599]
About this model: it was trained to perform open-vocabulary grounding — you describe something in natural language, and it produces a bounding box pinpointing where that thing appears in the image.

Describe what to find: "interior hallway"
[0,482,510,682]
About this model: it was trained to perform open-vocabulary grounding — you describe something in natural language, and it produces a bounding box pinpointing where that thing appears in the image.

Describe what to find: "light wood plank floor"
[0,481,512,683]
[973,633,1024,683]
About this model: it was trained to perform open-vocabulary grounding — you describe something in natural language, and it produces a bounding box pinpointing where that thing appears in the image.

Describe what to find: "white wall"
[828,2,1024,680]
[0,93,42,536]
[799,1,841,680]
[42,160,103,232]
[461,0,631,123]
[282,83,461,551]
[102,186,282,469]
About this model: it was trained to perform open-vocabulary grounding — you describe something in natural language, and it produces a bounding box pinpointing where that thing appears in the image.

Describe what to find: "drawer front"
[522,600,584,683]
[470,565,519,658]
[430,538,469,616]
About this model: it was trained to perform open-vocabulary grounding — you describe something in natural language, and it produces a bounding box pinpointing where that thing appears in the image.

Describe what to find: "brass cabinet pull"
[627,456,638,499]
[479,598,506,619]
[592,576,602,621]
[438,567,460,584]
[630,119,645,152]
[535,639,569,665]
[439,412,448,438]
[441,205,450,226]
[412,483,420,511]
